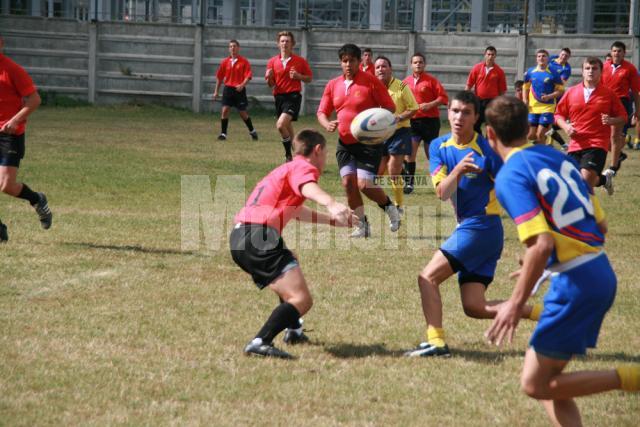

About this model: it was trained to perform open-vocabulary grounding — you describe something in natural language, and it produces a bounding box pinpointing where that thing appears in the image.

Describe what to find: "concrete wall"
[2,16,637,115]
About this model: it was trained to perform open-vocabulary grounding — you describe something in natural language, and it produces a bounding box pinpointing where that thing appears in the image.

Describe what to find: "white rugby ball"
[350,108,397,145]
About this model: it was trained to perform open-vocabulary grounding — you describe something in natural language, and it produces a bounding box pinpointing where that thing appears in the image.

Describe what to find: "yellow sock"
[634,137,640,144]
[529,303,543,321]
[427,326,446,347]
[391,175,404,207]
[617,365,640,391]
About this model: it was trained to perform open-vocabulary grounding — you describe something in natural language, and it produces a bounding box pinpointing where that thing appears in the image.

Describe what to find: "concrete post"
[47,0,53,17]
[261,0,273,26]
[0,0,7,14]
[193,25,203,113]
[88,22,97,104]
[577,0,593,34]
[527,0,537,33]
[407,32,416,75]
[423,0,432,31]
[31,0,41,16]
[630,0,639,36]
[470,0,487,33]
[516,33,527,81]
[300,29,308,114]
[369,0,384,30]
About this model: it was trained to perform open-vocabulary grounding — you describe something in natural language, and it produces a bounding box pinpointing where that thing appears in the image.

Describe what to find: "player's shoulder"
[431,133,451,149]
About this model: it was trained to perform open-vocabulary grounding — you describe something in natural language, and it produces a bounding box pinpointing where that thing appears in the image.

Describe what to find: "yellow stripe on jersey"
[591,194,606,224]
[431,164,448,188]
[441,133,484,156]
[516,211,550,243]
[486,189,501,216]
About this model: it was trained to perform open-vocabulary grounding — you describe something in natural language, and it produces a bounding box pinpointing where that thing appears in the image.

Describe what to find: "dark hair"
[485,96,529,146]
[514,80,524,90]
[338,43,361,61]
[411,52,425,62]
[451,91,480,115]
[561,47,571,55]
[485,46,497,54]
[611,41,626,51]
[583,56,603,71]
[375,55,392,68]
[294,129,327,156]
[536,48,549,56]
[277,31,295,46]
[229,39,240,46]
[363,48,373,54]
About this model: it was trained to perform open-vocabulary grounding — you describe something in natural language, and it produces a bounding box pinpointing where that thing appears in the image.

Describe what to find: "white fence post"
[88,22,97,104]
[192,25,203,113]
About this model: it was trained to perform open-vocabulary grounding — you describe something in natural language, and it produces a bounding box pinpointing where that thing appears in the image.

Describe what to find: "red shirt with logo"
[317,70,396,145]
[602,59,640,99]
[403,72,448,119]
[555,83,627,152]
[466,62,507,100]
[266,54,312,95]
[235,156,320,233]
[0,54,37,135]
[216,55,252,88]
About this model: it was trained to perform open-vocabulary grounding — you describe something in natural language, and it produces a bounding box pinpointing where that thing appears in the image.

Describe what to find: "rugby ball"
[350,108,397,145]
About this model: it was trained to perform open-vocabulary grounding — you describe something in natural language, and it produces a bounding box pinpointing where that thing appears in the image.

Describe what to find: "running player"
[555,57,627,195]
[484,95,639,425]
[266,31,313,162]
[465,46,507,134]
[602,41,640,176]
[404,91,540,358]
[317,43,399,238]
[230,129,356,359]
[402,52,448,195]
[546,47,572,150]
[0,35,52,242]
[374,55,418,217]
[213,40,258,141]
[360,48,375,76]
[523,49,564,144]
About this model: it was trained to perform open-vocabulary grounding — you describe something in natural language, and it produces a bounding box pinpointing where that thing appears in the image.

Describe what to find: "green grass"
[0,105,638,426]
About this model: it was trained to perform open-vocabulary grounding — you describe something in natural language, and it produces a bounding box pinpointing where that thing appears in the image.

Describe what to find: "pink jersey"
[317,71,395,145]
[235,156,320,233]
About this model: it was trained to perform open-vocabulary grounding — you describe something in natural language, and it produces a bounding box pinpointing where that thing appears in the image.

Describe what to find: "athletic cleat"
[603,169,615,196]
[217,133,227,141]
[626,134,633,149]
[250,130,259,141]
[34,193,52,229]
[0,223,7,242]
[616,151,628,169]
[561,144,569,151]
[386,204,401,232]
[404,342,451,358]
[396,205,404,216]
[283,329,310,345]
[244,338,294,359]
[350,216,370,238]
[403,183,414,195]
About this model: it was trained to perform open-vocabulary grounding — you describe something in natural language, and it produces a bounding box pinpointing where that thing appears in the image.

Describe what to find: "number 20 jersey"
[495,144,605,266]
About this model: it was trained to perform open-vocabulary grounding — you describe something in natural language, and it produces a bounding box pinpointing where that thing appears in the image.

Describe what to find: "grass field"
[1,105,639,426]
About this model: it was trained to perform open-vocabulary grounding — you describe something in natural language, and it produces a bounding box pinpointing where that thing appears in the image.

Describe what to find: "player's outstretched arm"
[485,232,554,346]
[300,182,356,227]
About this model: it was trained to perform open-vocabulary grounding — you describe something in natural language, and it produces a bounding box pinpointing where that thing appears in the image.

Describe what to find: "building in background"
[1,0,638,35]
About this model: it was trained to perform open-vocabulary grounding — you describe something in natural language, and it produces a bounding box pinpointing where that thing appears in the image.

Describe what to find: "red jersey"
[317,71,395,145]
[555,83,627,152]
[215,55,252,88]
[0,54,37,135]
[360,61,375,76]
[466,62,507,100]
[266,54,312,95]
[403,72,448,119]
[602,59,640,99]
[235,156,320,233]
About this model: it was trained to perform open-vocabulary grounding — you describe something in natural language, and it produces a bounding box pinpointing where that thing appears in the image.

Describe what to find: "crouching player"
[484,96,639,425]
[230,129,356,359]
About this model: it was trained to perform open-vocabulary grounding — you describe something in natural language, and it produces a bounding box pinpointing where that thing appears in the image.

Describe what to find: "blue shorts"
[528,112,554,126]
[382,127,412,156]
[530,253,616,360]
[439,215,503,286]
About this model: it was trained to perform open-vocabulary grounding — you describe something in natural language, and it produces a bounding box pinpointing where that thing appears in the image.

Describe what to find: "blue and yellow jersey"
[387,77,419,128]
[523,66,564,113]
[549,56,572,82]
[429,132,502,222]
[495,144,605,266]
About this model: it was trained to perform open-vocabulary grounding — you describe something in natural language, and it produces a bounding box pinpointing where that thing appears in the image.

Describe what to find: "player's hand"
[289,67,298,80]
[453,152,481,176]
[565,125,576,137]
[327,201,354,227]
[0,120,17,134]
[540,94,552,102]
[235,85,244,92]
[420,102,430,112]
[484,300,521,346]
[324,120,338,133]
[213,91,218,99]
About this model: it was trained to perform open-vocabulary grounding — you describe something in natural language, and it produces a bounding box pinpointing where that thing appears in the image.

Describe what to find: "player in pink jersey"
[230,129,356,359]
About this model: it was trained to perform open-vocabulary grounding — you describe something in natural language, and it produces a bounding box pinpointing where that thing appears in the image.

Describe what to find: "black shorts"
[410,117,441,146]
[620,96,633,134]
[229,223,298,289]
[221,85,249,111]
[274,92,302,121]
[336,139,383,178]
[0,133,25,167]
[474,98,494,132]
[568,148,607,175]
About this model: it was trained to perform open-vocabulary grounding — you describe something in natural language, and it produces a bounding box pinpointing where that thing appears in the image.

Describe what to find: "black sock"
[243,117,255,132]
[255,302,301,344]
[18,184,40,205]
[278,297,301,329]
[378,196,392,210]
[552,131,565,145]
[407,161,416,186]
[221,118,229,134]
[282,138,292,158]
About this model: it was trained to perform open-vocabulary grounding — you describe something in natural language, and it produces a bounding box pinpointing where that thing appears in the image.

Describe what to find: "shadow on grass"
[324,342,403,358]
[64,242,203,256]
[452,348,524,364]
[579,352,640,363]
